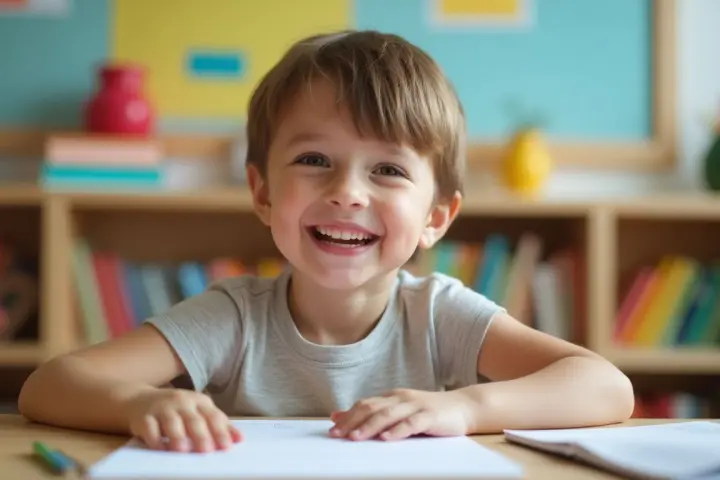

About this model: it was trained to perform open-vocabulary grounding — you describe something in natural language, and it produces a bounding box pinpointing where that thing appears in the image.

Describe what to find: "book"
[87,419,524,479]
[504,420,720,480]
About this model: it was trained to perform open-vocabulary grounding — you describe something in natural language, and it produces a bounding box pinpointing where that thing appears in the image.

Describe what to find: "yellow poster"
[441,0,522,16]
[112,0,351,120]
[433,0,531,26]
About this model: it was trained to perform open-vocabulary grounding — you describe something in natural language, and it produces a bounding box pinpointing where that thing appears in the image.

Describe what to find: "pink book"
[46,136,161,166]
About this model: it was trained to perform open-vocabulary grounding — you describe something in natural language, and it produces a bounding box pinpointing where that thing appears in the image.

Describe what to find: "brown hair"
[246,30,466,200]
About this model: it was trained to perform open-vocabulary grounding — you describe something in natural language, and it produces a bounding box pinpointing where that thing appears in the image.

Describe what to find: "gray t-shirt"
[147,268,504,417]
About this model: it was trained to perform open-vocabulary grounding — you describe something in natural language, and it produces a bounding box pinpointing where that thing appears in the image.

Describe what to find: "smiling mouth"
[309,226,380,247]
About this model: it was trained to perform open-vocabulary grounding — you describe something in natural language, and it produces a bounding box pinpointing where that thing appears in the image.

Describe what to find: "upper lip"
[310,221,380,237]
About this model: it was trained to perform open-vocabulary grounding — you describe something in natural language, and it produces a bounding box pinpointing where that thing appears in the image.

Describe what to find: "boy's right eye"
[294,153,329,167]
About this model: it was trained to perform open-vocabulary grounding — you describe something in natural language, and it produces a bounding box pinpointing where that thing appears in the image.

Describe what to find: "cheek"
[268,174,312,229]
[267,179,306,259]
[382,193,431,241]
[269,170,299,205]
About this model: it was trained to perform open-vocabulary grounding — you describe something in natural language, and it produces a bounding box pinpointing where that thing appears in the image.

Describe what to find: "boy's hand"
[125,388,242,453]
[329,389,473,441]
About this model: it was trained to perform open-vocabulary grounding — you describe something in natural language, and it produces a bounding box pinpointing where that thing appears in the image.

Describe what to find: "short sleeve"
[145,285,244,393]
[431,274,506,388]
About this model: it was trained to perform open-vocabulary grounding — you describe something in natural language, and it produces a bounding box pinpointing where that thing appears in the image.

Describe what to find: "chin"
[305,266,376,290]
[296,259,401,291]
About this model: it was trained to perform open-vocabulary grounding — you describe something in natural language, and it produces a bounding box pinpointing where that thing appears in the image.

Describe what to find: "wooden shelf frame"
[0,342,44,366]
[0,183,718,375]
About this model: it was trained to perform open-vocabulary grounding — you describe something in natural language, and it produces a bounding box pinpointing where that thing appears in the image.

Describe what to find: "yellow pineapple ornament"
[502,124,553,196]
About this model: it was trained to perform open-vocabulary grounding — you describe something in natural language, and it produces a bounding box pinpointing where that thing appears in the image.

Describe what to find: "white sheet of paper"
[504,421,720,480]
[88,419,523,479]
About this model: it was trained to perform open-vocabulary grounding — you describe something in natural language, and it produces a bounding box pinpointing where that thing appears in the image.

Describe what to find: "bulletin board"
[0,0,676,171]
[111,0,350,125]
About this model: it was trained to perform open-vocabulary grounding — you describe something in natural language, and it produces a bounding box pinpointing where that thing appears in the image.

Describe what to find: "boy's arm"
[329,279,633,440]
[457,312,635,433]
[19,285,243,435]
[18,324,185,434]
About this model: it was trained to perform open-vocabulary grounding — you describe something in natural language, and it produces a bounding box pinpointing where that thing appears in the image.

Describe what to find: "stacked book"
[41,134,164,189]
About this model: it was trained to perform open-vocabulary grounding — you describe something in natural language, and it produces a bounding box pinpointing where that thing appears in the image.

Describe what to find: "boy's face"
[248,81,460,290]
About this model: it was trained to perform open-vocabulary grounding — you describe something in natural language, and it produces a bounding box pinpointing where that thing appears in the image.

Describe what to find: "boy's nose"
[325,175,369,209]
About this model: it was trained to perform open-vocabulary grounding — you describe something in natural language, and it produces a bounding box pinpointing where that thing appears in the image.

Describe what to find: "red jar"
[85,64,154,136]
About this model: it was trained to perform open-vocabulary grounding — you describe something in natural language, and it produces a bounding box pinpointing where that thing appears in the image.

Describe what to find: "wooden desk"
[0,414,682,479]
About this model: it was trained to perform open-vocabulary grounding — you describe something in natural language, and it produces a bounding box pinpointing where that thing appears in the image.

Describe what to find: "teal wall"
[0,0,651,141]
[356,0,651,141]
[0,0,109,129]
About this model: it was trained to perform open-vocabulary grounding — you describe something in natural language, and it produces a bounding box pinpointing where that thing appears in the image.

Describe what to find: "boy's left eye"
[295,153,329,167]
[374,164,407,177]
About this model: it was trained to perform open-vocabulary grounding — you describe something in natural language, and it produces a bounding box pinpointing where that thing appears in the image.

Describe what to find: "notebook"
[87,419,524,479]
[504,420,720,480]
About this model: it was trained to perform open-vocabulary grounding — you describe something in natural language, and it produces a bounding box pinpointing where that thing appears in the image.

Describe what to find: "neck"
[287,270,397,345]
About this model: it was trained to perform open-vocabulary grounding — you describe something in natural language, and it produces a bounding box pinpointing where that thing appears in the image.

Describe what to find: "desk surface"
[0,414,687,479]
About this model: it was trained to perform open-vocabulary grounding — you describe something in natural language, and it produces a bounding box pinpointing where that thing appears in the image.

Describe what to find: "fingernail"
[329,428,340,436]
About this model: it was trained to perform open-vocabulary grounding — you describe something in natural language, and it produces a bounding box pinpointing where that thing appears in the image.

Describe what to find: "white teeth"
[315,226,373,241]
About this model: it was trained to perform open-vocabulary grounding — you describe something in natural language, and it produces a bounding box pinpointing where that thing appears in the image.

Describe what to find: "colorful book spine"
[614,256,720,347]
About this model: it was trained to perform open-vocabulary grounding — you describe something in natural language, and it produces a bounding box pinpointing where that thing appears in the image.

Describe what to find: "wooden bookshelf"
[0,183,43,206]
[605,347,720,374]
[0,342,44,365]
[0,184,719,381]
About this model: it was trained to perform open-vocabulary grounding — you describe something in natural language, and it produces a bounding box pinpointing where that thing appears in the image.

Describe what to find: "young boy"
[18,30,634,453]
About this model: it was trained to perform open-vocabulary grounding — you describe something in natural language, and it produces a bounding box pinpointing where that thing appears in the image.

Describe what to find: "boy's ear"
[418,191,462,249]
[246,163,272,226]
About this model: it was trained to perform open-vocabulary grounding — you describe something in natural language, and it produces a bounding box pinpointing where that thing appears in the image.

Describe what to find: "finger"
[330,398,381,437]
[329,409,353,436]
[379,411,431,441]
[198,404,233,450]
[332,397,395,439]
[157,410,189,452]
[329,409,350,429]
[229,424,243,443]
[131,414,164,450]
[179,407,214,453]
[350,402,420,441]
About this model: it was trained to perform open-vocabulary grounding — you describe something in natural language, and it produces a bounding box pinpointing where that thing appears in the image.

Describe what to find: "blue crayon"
[32,441,76,474]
